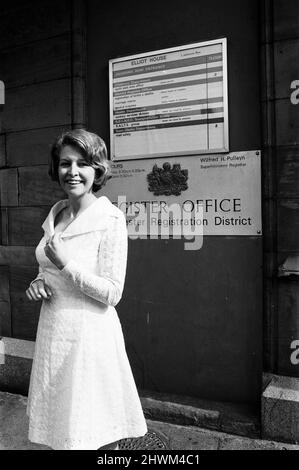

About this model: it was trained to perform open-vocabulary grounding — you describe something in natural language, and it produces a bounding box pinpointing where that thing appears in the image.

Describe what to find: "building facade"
[0,0,298,442]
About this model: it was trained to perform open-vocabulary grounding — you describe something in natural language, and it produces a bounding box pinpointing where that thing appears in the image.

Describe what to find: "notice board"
[109,38,229,160]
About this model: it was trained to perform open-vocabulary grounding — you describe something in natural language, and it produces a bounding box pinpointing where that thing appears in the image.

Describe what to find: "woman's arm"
[60,213,128,307]
[29,266,45,287]
[26,266,52,301]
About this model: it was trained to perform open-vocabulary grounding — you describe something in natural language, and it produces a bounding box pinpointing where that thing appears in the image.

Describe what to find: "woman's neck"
[67,193,97,217]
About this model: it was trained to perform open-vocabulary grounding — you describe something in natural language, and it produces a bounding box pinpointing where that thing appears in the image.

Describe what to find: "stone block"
[262,374,299,444]
[0,337,34,395]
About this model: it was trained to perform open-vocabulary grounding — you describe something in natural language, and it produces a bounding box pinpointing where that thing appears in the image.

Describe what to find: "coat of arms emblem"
[147,162,188,196]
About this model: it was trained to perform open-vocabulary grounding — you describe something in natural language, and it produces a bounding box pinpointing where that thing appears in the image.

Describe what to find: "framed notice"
[109,38,229,161]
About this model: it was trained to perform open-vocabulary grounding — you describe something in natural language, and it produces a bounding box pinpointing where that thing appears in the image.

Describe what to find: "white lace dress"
[26,195,147,450]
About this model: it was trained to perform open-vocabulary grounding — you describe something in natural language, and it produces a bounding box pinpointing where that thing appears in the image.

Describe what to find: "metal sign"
[0,81,4,105]
[0,80,4,133]
[102,150,262,236]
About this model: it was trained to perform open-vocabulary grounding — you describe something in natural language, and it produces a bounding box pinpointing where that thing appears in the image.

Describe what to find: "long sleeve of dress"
[60,213,128,307]
[30,266,45,287]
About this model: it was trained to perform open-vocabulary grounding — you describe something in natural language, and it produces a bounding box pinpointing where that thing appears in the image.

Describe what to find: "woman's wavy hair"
[49,129,111,192]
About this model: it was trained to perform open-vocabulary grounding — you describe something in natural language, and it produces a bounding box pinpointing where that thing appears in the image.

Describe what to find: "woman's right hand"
[25,279,52,301]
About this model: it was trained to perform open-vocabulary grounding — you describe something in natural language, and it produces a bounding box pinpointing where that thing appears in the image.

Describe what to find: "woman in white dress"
[25,129,147,450]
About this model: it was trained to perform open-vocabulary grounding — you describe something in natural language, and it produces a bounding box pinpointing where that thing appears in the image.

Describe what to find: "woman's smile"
[66,180,83,186]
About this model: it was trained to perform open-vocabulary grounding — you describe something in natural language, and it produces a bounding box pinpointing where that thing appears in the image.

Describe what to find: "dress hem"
[28,425,148,450]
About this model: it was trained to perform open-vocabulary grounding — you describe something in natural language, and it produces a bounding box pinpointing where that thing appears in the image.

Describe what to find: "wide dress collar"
[42,195,113,238]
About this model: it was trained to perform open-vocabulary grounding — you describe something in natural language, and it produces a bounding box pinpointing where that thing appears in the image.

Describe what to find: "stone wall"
[0,0,86,340]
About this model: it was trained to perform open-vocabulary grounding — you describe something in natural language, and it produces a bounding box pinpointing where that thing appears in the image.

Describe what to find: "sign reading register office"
[103,150,262,237]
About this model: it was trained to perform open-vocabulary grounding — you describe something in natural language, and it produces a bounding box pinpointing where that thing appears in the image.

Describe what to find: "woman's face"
[58,145,96,198]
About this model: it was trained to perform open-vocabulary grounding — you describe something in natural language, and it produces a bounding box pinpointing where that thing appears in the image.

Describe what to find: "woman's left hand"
[44,233,72,270]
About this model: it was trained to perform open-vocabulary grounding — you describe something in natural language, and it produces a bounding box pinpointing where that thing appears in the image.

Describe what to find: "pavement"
[1,391,299,450]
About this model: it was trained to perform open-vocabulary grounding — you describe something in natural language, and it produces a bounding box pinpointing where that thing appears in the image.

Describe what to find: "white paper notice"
[109,40,229,160]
